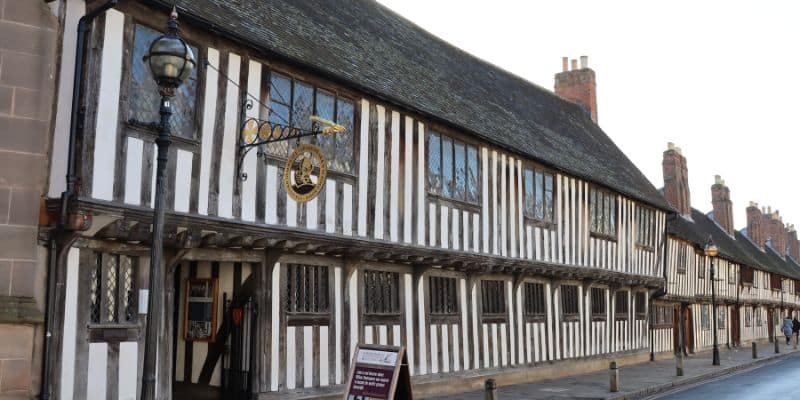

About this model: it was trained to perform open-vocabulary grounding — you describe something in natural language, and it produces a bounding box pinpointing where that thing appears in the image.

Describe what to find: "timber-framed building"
[39,0,676,399]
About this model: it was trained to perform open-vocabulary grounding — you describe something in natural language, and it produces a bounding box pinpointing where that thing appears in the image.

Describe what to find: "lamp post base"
[712,346,720,366]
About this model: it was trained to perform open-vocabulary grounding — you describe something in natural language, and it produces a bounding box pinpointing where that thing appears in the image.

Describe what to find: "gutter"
[42,1,118,399]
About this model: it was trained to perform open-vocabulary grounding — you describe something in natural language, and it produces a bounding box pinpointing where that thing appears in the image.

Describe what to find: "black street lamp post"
[140,8,195,400]
[705,237,720,366]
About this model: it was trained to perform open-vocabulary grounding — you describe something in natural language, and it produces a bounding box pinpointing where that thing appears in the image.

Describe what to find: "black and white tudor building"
[38,1,799,399]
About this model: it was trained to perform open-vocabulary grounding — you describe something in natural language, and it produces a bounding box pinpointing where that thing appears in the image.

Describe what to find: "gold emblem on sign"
[283,144,327,203]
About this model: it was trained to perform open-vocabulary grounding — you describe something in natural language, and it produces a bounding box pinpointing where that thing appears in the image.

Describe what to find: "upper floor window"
[755,307,763,326]
[753,271,759,288]
[561,285,579,318]
[589,188,617,237]
[718,309,726,329]
[265,72,355,173]
[523,282,546,317]
[481,280,506,315]
[590,287,606,318]
[745,307,753,327]
[427,131,479,205]
[728,265,736,285]
[129,24,198,139]
[700,304,710,330]
[676,247,687,274]
[429,276,459,316]
[364,270,400,315]
[523,168,554,223]
[635,206,656,248]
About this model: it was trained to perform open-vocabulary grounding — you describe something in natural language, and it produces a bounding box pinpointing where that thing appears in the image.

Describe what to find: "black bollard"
[609,361,619,392]
[752,342,757,359]
[484,378,497,400]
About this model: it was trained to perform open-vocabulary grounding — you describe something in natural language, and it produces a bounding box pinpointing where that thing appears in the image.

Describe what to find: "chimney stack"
[787,225,800,261]
[662,143,691,217]
[747,202,766,249]
[768,210,787,254]
[555,55,598,123]
[711,175,734,235]
[562,57,569,72]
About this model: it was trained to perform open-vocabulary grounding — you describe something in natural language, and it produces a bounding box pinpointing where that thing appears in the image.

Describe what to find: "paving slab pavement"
[427,341,800,399]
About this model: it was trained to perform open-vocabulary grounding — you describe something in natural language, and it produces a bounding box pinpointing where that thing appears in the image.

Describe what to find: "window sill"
[426,192,481,212]
[635,244,655,252]
[590,232,617,242]
[524,314,547,323]
[481,314,508,324]
[429,314,461,324]
[127,120,200,147]
[523,217,556,230]
[287,313,331,326]
[561,314,580,323]
[591,315,607,322]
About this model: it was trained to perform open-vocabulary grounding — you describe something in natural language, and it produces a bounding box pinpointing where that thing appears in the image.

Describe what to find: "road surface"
[653,353,800,399]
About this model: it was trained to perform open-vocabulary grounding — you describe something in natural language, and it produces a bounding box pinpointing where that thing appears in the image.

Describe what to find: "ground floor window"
[523,282,546,317]
[700,305,711,330]
[561,285,579,319]
[481,280,507,316]
[364,270,401,315]
[590,287,606,319]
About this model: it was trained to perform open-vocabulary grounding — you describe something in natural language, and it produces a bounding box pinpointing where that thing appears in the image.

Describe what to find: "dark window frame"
[285,263,331,325]
[635,206,656,250]
[650,305,672,328]
[615,291,629,320]
[523,281,546,321]
[523,167,555,224]
[481,280,507,322]
[427,130,481,206]
[676,246,687,275]
[264,70,357,175]
[590,287,606,321]
[561,284,579,321]
[363,269,402,317]
[589,187,617,239]
[428,275,460,317]
[635,292,646,319]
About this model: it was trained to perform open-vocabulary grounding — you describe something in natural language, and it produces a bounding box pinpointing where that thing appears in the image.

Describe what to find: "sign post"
[343,344,412,400]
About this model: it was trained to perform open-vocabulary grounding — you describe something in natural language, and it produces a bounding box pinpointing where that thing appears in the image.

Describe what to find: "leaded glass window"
[590,287,606,317]
[523,168,554,223]
[129,24,198,138]
[429,276,459,315]
[88,252,137,325]
[364,270,401,315]
[427,131,479,204]
[264,72,355,173]
[561,285,579,317]
[636,206,656,248]
[286,264,329,314]
[481,280,506,315]
[590,187,617,236]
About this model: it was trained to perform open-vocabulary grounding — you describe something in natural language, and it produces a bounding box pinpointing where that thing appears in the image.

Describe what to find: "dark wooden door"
[731,306,740,347]
[684,307,694,354]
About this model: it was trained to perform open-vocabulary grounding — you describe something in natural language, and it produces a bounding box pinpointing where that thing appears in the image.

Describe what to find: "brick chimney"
[746,202,766,249]
[662,143,691,216]
[768,210,786,255]
[710,175,733,235]
[555,55,598,123]
[787,224,800,261]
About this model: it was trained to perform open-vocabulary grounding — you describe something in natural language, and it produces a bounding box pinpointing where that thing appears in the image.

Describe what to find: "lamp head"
[704,236,719,258]
[143,7,195,96]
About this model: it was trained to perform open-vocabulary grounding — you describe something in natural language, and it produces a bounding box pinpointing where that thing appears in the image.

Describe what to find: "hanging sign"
[343,344,413,400]
[283,144,327,203]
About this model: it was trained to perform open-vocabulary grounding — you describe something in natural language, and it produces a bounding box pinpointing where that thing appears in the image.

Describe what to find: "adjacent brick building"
[0,1,60,397]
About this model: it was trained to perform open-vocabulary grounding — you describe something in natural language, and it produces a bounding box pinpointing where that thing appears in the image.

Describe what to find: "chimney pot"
[675,147,682,155]
[562,57,568,72]
[580,55,588,69]
[714,175,722,184]
[749,201,756,207]
[667,142,675,150]
[571,59,578,70]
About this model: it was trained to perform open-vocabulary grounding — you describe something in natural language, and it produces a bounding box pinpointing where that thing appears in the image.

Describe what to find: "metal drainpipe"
[42,2,118,399]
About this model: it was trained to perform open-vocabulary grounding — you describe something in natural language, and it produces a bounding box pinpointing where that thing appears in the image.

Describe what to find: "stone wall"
[0,0,60,397]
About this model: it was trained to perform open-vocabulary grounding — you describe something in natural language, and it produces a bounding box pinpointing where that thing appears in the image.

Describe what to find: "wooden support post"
[609,361,619,392]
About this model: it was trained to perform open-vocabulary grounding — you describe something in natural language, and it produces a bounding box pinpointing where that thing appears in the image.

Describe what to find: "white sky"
[376,0,800,231]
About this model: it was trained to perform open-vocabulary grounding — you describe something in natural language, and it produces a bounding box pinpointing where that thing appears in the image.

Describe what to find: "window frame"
[428,274,460,321]
[285,263,332,325]
[87,252,139,330]
[480,279,508,322]
[589,186,618,239]
[676,246,687,275]
[522,166,555,225]
[635,292,647,320]
[523,281,547,322]
[590,287,607,321]
[560,284,580,322]
[635,206,657,250]
[650,305,672,329]
[426,130,481,207]
[700,304,711,330]
[124,21,203,145]
[614,291,629,320]
[363,269,403,319]
[263,69,358,176]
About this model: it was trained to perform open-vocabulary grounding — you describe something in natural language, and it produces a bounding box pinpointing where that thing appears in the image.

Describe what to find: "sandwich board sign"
[343,343,412,400]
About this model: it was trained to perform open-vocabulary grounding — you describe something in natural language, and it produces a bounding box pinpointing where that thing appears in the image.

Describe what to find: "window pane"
[524,169,534,217]
[544,174,553,221]
[609,196,616,234]
[130,25,197,138]
[315,91,336,166]
[335,99,355,173]
[454,141,466,201]
[535,171,544,220]
[427,133,441,194]
[292,81,314,132]
[467,146,479,204]
[442,137,453,198]
[270,73,292,109]
[266,103,290,157]
[590,189,597,232]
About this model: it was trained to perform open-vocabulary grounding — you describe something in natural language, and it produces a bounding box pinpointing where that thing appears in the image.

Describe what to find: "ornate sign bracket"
[235,98,345,203]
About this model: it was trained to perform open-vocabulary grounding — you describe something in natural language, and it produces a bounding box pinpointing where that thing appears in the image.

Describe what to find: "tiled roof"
[153,0,671,210]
